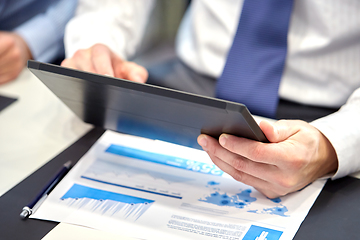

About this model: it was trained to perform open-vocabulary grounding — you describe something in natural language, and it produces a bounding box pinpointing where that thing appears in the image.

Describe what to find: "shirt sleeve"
[64,0,155,60]
[311,87,360,179]
[14,0,78,63]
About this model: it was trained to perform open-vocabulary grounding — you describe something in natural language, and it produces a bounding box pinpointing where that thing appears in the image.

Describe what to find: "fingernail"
[198,135,208,150]
[219,134,228,146]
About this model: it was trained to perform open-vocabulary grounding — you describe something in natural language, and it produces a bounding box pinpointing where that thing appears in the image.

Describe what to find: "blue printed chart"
[242,225,283,240]
[80,144,224,200]
[83,143,291,219]
[199,181,289,218]
[81,158,190,199]
[106,144,223,176]
[61,184,154,221]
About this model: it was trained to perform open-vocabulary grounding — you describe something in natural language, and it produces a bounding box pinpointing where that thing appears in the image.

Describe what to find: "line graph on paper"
[60,184,154,221]
[80,157,197,200]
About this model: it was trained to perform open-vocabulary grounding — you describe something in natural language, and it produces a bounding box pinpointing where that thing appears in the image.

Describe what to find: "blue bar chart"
[61,184,154,221]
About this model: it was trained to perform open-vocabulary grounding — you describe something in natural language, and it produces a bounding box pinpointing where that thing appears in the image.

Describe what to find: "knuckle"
[211,144,220,157]
[275,176,297,191]
[266,184,291,197]
[73,50,82,59]
[92,43,104,49]
[264,192,279,199]
[209,155,220,166]
[116,65,125,77]
[92,43,108,55]
[231,171,244,183]
[91,45,102,56]
[260,188,283,199]
[12,47,21,60]
[273,188,289,197]
[231,157,247,171]
[73,49,87,59]
[6,37,16,48]
[289,155,308,171]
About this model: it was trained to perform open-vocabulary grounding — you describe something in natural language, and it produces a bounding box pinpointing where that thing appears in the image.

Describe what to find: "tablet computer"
[28,60,267,149]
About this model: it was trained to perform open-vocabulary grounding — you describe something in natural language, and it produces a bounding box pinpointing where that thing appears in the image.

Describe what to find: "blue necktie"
[216,0,294,118]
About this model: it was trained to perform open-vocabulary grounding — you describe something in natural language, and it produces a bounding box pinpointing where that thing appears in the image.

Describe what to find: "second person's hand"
[61,43,148,83]
[0,31,32,84]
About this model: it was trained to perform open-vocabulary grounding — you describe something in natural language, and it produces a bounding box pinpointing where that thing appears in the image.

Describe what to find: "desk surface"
[1,68,360,240]
[0,68,92,197]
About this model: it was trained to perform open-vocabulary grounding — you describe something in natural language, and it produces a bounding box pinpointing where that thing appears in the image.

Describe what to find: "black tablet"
[28,60,267,149]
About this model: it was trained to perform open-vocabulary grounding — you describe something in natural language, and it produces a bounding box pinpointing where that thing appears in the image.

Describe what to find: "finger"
[253,187,285,199]
[0,46,10,63]
[60,58,73,68]
[91,44,115,77]
[67,49,96,73]
[208,152,283,198]
[0,62,20,76]
[0,69,21,84]
[126,62,148,83]
[0,48,21,70]
[61,57,94,73]
[199,134,300,197]
[114,61,148,83]
[0,42,17,68]
[198,134,279,183]
[260,120,300,143]
[0,51,23,81]
[0,33,13,56]
[61,57,87,70]
[218,134,285,165]
[198,134,243,161]
[0,75,14,84]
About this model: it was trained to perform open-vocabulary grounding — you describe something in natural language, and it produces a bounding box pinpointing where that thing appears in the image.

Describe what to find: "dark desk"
[0,127,104,240]
[0,95,17,112]
[1,127,360,240]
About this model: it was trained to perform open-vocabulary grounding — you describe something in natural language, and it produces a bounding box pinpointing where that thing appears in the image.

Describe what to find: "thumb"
[259,120,297,143]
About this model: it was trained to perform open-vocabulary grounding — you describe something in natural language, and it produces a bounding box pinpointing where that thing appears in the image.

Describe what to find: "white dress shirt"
[65,0,360,179]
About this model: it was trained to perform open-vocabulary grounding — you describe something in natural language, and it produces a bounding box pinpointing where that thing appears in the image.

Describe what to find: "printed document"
[32,130,325,240]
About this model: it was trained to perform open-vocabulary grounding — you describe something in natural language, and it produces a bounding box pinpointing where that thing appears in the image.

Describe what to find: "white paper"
[41,222,134,240]
[32,130,325,240]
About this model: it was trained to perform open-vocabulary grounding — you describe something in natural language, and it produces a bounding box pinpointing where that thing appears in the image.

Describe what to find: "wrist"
[317,130,338,177]
[13,32,33,61]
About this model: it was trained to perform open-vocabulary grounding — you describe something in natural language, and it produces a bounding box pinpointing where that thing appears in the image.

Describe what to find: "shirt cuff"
[15,14,62,62]
[311,106,360,180]
[14,0,77,62]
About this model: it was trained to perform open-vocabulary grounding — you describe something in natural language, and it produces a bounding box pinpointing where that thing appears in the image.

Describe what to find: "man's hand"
[61,43,148,83]
[197,120,338,198]
[0,32,32,84]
